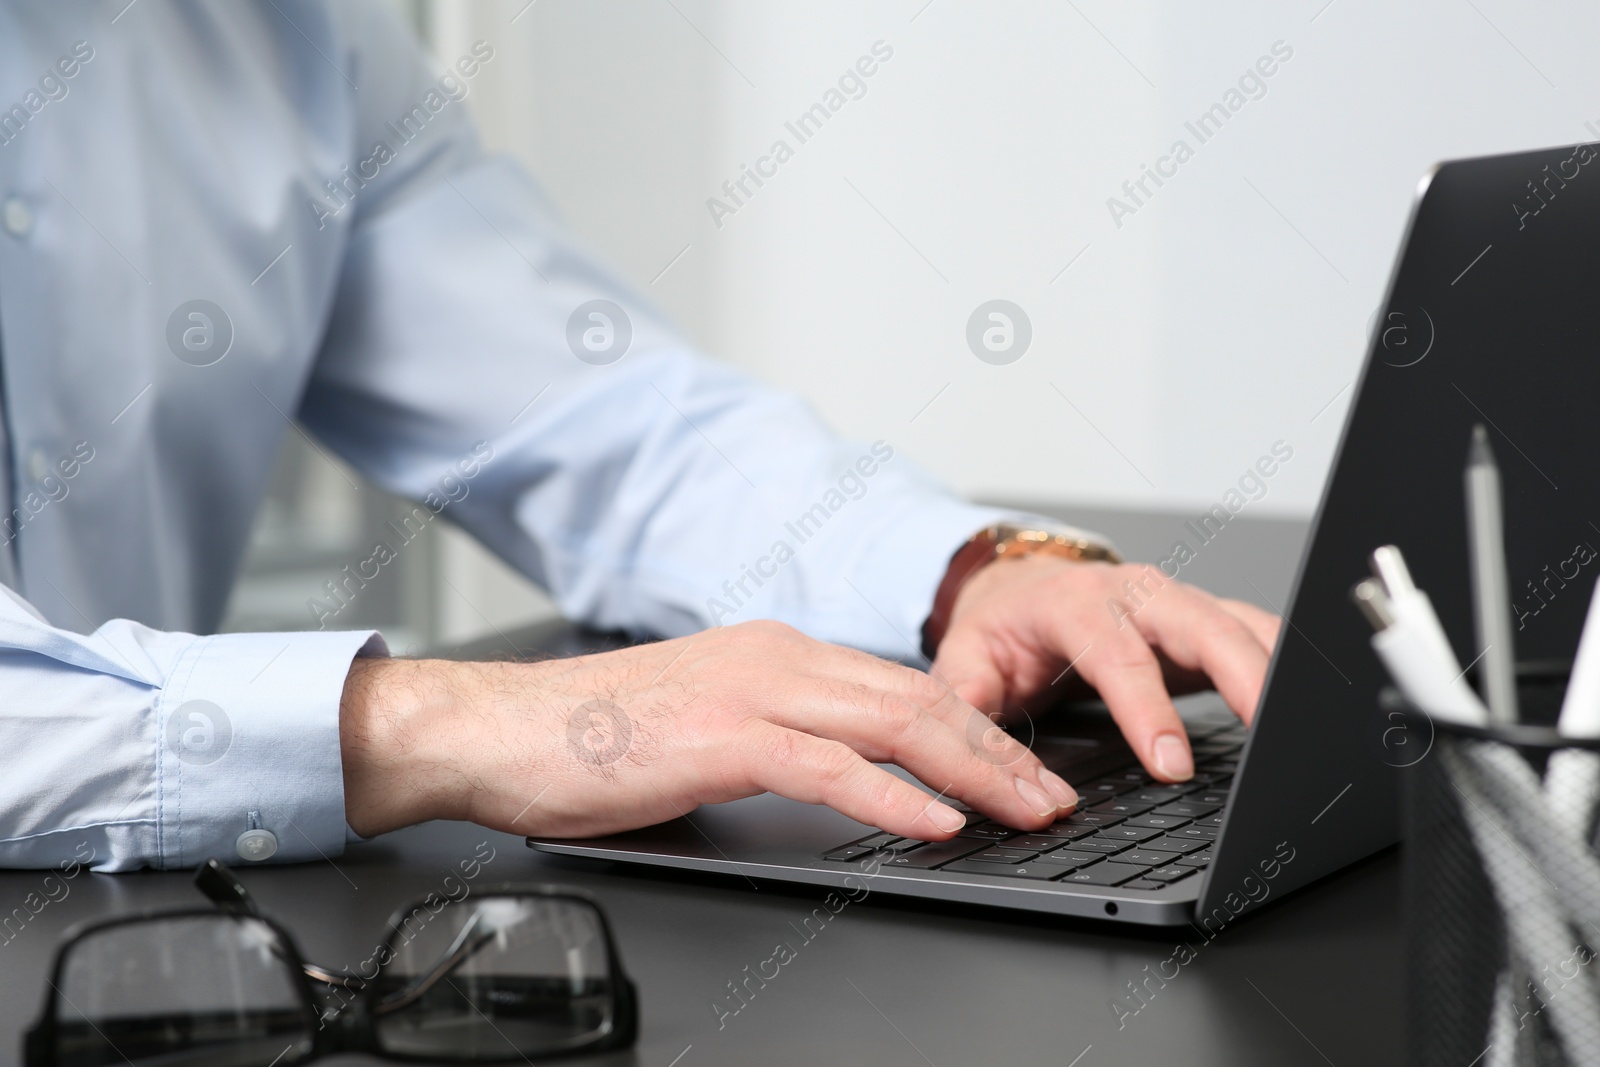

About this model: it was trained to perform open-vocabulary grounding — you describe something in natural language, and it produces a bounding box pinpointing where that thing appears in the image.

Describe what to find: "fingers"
[762,632,1074,797]
[759,676,1071,832]
[732,719,974,841]
[930,627,1008,717]
[1217,597,1283,653]
[1128,584,1273,727]
[705,625,1076,832]
[742,633,1073,825]
[1049,596,1197,784]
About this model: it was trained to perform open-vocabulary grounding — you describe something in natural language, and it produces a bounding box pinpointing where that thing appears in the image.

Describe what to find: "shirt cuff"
[157,629,387,869]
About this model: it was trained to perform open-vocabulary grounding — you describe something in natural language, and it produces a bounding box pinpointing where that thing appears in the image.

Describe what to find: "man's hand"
[932,555,1281,783]
[339,620,1080,843]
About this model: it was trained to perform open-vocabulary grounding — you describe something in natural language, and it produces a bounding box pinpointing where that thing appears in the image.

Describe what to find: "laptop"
[530,143,1600,926]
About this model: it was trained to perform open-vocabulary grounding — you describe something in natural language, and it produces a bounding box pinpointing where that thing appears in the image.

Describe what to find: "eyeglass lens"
[372,895,618,1059]
[52,914,313,1067]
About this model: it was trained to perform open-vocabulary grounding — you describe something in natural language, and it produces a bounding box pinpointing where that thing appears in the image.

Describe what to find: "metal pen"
[1465,424,1519,724]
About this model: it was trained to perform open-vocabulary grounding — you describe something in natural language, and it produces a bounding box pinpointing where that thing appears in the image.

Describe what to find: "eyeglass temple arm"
[193,859,263,917]
[375,913,499,1015]
[192,859,366,991]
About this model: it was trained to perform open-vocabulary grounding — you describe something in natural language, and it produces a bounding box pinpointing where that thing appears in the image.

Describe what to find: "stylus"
[1466,425,1520,724]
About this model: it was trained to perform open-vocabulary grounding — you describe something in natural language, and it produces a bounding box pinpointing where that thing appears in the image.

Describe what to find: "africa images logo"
[966,300,1032,365]
[166,300,234,367]
[566,300,633,366]
[566,700,634,767]
[165,700,232,766]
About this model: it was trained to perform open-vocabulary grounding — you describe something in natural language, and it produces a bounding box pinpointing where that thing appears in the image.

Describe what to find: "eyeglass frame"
[24,874,639,1065]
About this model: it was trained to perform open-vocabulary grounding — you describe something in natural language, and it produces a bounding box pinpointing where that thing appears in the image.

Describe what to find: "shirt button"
[26,448,50,483]
[236,829,279,861]
[2,197,33,238]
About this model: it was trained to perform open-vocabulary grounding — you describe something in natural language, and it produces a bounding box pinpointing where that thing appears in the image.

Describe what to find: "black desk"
[0,508,1408,1066]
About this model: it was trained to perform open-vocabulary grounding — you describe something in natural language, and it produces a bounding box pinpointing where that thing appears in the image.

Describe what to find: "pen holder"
[1400,666,1600,1067]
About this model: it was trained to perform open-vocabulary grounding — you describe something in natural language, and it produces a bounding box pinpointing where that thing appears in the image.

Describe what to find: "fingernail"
[1015,777,1057,818]
[1039,769,1079,810]
[1152,734,1194,782]
[925,803,966,834]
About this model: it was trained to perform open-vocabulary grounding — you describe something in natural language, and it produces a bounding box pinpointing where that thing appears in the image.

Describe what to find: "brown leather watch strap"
[919,524,1120,661]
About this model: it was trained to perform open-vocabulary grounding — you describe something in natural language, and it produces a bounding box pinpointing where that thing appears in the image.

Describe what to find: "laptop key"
[1079,781,1134,799]
[1145,865,1197,883]
[1121,879,1169,891]
[1063,812,1124,828]
[1054,839,1131,855]
[1186,790,1231,806]
[957,824,1020,841]
[1119,850,1178,866]
[1098,826,1164,843]
[880,839,929,853]
[854,833,901,850]
[822,844,883,862]
[1034,823,1099,840]
[1034,850,1104,869]
[1005,835,1071,852]
[1153,802,1219,819]
[1128,788,1189,805]
[1058,862,1147,887]
[1088,799,1154,817]
[1169,826,1217,841]
[884,840,987,869]
[1198,814,1225,828]
[1124,814,1192,831]
[1143,836,1207,854]
[969,847,1039,864]
[940,860,1063,881]
[1174,850,1213,867]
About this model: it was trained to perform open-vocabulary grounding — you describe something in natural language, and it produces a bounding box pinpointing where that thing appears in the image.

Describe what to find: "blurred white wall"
[419,0,1600,523]
[233,0,1593,647]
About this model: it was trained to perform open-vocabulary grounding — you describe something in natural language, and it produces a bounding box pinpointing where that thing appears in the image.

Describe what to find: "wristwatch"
[919,522,1121,660]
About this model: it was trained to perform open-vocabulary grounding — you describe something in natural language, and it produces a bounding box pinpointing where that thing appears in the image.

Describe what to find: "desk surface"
[0,508,1410,1066]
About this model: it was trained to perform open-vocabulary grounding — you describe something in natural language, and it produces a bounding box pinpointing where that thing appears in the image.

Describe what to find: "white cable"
[1558,580,1600,738]
[1372,625,1490,729]
[1482,969,1518,1067]
[1547,581,1600,843]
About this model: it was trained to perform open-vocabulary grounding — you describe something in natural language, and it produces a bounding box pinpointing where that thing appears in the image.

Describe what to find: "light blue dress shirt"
[0,1,1071,872]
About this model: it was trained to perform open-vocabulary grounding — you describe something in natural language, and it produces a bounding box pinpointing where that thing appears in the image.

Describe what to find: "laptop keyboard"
[819,725,1244,891]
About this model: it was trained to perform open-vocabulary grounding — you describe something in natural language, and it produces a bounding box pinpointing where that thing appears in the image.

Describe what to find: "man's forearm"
[340,657,477,838]
[335,623,1074,848]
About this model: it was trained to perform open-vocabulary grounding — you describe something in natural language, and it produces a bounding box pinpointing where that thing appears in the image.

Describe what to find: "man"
[0,2,1277,870]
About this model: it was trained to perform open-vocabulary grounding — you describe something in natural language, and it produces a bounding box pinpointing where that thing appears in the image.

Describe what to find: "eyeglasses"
[24,859,638,1066]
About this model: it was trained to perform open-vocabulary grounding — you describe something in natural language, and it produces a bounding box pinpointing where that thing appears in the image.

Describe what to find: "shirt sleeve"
[0,585,383,871]
[302,9,1107,659]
